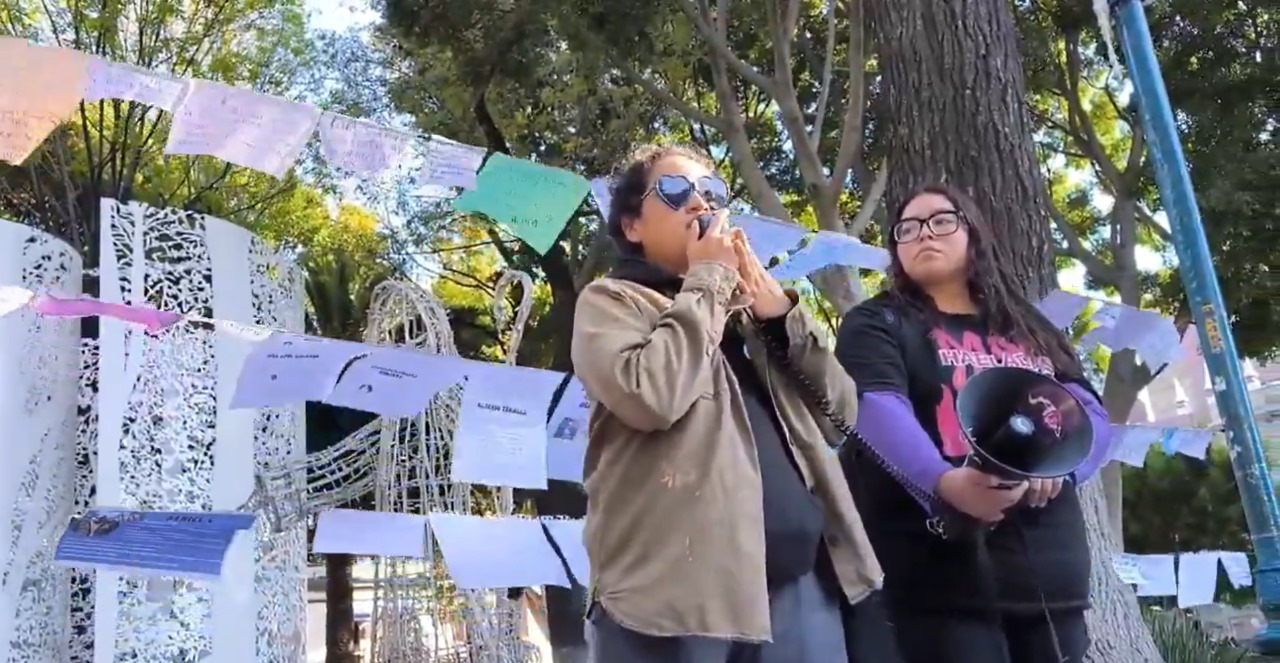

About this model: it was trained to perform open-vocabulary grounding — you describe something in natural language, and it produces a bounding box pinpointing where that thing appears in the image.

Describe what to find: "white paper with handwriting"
[450,363,561,489]
[165,79,321,177]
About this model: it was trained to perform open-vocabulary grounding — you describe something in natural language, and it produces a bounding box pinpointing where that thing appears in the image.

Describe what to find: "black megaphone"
[955,366,1094,486]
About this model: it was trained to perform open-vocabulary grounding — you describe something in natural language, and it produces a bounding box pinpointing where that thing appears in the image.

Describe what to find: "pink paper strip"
[30,294,182,334]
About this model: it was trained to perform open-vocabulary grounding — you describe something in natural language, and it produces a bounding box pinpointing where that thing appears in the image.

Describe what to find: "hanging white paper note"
[1094,303,1123,329]
[230,333,367,409]
[325,347,470,418]
[417,136,486,189]
[1109,425,1164,468]
[317,112,411,175]
[0,38,89,165]
[542,518,589,586]
[1177,551,1221,608]
[82,59,186,111]
[769,230,890,280]
[1112,553,1148,585]
[312,509,429,558]
[451,364,561,489]
[1218,551,1253,589]
[428,513,571,589]
[1168,428,1214,460]
[546,377,591,483]
[1134,554,1177,597]
[165,79,321,177]
[1133,319,1183,370]
[732,214,807,263]
[1036,290,1091,329]
[589,177,612,217]
[0,285,33,318]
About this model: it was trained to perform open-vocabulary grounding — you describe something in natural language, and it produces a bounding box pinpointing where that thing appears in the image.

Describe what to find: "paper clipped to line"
[54,509,255,580]
[428,513,570,590]
[312,509,429,558]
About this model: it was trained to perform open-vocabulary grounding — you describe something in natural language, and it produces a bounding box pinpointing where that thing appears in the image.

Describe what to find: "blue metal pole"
[1111,0,1280,651]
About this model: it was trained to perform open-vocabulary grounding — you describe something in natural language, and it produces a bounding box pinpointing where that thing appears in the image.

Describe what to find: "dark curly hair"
[886,184,1082,376]
[606,143,716,256]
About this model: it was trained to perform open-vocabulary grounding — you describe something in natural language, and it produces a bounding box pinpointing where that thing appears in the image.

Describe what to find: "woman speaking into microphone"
[834,185,1116,663]
[571,144,897,663]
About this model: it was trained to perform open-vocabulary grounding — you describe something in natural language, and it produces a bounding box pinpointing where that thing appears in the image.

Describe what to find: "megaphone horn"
[955,366,1093,484]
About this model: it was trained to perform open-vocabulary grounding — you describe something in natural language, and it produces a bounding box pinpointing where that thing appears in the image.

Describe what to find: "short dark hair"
[606,144,715,255]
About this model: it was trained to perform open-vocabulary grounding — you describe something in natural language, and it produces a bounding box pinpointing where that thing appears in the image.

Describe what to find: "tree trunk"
[865,1,1164,660]
[325,553,358,663]
[866,0,1055,293]
[1100,351,1148,543]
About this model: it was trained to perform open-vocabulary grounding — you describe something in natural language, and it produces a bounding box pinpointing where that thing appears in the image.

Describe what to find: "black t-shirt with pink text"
[840,301,1090,615]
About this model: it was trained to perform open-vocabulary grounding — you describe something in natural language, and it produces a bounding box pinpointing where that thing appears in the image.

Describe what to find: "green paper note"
[453,153,590,255]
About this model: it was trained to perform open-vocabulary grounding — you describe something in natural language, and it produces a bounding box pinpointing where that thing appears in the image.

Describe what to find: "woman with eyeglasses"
[834,185,1115,663]
[572,144,899,663]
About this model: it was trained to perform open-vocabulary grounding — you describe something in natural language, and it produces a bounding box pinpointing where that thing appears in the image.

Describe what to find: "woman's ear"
[620,214,643,244]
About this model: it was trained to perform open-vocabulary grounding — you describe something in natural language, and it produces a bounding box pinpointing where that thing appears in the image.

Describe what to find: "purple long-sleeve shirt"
[857,383,1115,505]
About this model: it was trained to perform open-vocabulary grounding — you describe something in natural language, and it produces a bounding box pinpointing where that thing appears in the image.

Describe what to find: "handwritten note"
[0,38,90,165]
[317,112,411,175]
[451,363,561,489]
[230,333,366,409]
[453,153,590,255]
[1112,553,1148,585]
[428,513,571,589]
[417,136,486,189]
[164,79,321,177]
[325,347,470,418]
[83,58,186,111]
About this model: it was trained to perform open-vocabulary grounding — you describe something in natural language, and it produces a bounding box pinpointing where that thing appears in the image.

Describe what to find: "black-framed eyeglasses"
[892,210,964,243]
[643,174,730,212]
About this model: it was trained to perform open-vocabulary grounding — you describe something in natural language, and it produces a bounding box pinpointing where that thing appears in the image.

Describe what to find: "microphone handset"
[696,212,716,239]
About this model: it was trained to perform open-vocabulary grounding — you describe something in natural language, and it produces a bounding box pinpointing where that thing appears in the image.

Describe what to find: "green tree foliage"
[1124,444,1254,608]
[0,0,318,266]
[1020,0,1277,361]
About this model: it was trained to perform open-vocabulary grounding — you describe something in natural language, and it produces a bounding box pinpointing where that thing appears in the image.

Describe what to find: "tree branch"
[808,0,839,146]
[1061,32,1123,185]
[847,165,888,235]
[1136,205,1173,244]
[1048,201,1120,288]
[832,0,868,189]
[676,0,776,93]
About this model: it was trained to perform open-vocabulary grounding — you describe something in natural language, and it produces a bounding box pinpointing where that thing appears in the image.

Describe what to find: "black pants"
[891,610,1089,663]
[587,571,903,663]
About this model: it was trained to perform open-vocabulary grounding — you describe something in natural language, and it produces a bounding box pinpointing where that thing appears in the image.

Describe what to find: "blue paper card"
[54,509,256,579]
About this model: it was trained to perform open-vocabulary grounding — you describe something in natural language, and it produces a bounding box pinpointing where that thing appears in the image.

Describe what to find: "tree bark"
[865,1,1164,660]
[324,553,358,663]
[866,0,1055,293]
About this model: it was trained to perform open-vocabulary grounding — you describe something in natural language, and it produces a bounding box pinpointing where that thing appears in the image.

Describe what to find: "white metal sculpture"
[93,199,307,663]
[0,220,82,663]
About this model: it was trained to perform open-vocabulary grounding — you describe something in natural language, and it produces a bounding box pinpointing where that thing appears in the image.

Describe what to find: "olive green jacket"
[571,260,883,642]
